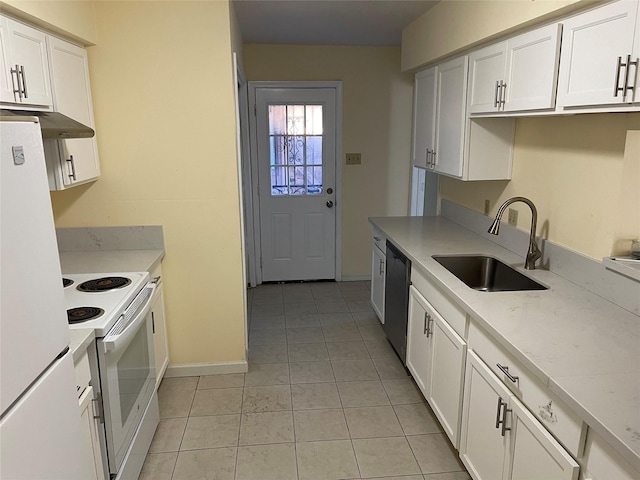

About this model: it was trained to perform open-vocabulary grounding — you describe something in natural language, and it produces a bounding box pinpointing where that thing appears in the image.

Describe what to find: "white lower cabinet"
[150,265,169,388]
[460,350,579,480]
[370,243,385,322]
[370,229,386,323]
[406,285,466,448]
[78,386,106,480]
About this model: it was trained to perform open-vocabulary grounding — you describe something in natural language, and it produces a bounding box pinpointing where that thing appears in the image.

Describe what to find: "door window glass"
[268,105,323,196]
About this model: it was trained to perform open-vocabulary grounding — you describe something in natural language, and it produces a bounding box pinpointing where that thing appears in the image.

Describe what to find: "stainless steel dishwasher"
[383,241,411,363]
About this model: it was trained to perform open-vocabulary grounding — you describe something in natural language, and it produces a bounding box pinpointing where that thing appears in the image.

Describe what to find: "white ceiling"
[232,0,438,47]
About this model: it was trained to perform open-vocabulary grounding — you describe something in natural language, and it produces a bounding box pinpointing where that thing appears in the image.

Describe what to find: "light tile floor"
[140,281,471,480]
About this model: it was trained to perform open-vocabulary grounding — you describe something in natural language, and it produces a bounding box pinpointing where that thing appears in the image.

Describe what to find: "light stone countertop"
[59,249,165,275]
[69,328,95,362]
[370,215,640,470]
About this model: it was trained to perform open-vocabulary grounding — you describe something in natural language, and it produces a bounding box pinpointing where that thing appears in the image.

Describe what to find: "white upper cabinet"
[46,36,100,189]
[0,16,52,107]
[412,55,515,181]
[411,66,437,169]
[469,23,562,114]
[434,56,467,177]
[557,0,640,108]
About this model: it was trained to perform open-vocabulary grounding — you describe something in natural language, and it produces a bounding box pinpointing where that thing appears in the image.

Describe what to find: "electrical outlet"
[345,153,361,165]
[508,208,518,226]
[484,200,490,215]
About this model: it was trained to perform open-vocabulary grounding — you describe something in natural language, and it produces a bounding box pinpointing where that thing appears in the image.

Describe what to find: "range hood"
[0,109,94,139]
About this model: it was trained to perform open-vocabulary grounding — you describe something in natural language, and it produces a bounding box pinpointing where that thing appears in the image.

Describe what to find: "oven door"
[97,282,157,474]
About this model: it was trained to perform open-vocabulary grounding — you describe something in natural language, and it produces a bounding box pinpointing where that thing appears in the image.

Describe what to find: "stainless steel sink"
[432,255,548,292]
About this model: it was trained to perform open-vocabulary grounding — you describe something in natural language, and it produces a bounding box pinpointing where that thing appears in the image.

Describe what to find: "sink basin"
[432,255,548,292]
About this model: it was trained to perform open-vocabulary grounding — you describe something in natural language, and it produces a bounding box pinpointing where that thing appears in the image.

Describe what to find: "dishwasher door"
[383,241,411,363]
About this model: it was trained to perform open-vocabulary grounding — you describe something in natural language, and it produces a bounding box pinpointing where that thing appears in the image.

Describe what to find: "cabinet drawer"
[468,322,586,457]
[411,267,467,338]
[372,227,386,252]
[74,350,91,397]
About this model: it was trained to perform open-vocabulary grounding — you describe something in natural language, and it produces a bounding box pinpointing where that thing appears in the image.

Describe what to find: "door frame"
[247,81,343,285]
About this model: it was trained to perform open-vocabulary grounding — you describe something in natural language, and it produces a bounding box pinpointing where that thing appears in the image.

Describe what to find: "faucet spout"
[488,197,541,270]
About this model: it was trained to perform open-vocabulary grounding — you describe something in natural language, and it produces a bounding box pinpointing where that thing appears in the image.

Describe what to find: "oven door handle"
[102,282,157,353]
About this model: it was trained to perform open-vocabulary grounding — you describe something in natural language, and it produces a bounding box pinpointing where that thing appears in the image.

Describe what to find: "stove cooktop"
[64,272,150,336]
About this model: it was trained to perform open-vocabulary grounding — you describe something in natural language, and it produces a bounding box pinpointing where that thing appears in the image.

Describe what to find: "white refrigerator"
[0,116,90,479]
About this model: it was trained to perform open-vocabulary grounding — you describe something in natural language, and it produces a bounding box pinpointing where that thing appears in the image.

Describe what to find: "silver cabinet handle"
[497,363,519,383]
[19,65,27,98]
[425,148,430,166]
[495,396,504,429]
[495,397,511,436]
[66,155,77,181]
[10,65,22,99]
[500,81,506,107]
[431,150,436,168]
[379,258,384,276]
[623,54,638,99]
[92,392,105,424]
[614,56,624,97]
[424,312,433,337]
[494,80,500,108]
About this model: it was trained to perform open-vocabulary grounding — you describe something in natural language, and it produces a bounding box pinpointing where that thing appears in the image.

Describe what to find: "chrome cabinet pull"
[495,397,511,436]
[432,150,436,167]
[614,56,624,97]
[424,313,433,337]
[10,65,22,99]
[152,311,156,334]
[19,65,27,98]
[497,363,519,383]
[494,80,500,108]
[66,155,77,181]
[379,259,384,276]
[495,396,504,429]
[500,81,507,106]
[623,54,639,99]
[92,392,105,424]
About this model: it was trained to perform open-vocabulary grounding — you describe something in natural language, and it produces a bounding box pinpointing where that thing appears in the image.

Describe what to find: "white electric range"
[63,271,159,480]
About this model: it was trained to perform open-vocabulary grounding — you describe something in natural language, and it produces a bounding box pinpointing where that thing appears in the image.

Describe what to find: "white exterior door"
[254,86,337,282]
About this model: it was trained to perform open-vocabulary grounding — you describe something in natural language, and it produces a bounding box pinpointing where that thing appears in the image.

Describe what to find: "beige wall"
[50,1,246,367]
[243,45,413,277]
[0,0,97,45]
[402,0,590,71]
[440,114,640,260]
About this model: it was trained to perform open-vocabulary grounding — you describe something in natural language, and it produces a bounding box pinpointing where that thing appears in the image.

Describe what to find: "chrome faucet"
[488,197,542,270]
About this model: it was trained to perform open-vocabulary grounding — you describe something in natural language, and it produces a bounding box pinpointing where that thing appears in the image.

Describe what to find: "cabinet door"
[434,55,467,178]
[507,397,579,480]
[370,245,385,323]
[557,1,639,107]
[48,36,100,188]
[4,18,52,106]
[152,284,169,388]
[460,350,511,480]
[0,17,15,103]
[427,310,466,449]
[79,386,107,480]
[468,42,506,114]
[504,23,562,112]
[412,67,437,168]
[406,286,432,396]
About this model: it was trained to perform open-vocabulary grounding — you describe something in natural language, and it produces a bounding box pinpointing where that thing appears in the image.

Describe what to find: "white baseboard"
[164,360,248,377]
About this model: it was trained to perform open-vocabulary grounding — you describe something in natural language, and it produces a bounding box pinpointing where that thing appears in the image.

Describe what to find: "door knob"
[326,200,334,208]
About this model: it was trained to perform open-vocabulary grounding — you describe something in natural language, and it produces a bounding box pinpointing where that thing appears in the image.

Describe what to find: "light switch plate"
[346,153,361,165]
[508,208,518,226]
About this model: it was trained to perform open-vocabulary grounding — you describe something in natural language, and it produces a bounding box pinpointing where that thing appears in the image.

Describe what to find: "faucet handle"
[525,241,542,270]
